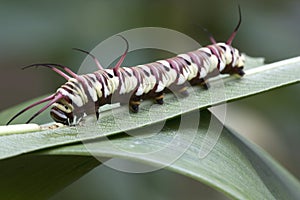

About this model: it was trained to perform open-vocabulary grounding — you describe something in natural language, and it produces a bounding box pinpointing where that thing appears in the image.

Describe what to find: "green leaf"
[0,55,300,161]
[0,154,99,200]
[41,110,300,199]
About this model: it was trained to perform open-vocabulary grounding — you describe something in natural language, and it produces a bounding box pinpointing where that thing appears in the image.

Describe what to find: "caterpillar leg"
[129,96,141,113]
[95,102,100,120]
[178,86,189,97]
[154,92,164,105]
[199,78,210,90]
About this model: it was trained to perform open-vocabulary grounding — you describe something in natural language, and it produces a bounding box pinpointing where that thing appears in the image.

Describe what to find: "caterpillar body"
[7,8,245,126]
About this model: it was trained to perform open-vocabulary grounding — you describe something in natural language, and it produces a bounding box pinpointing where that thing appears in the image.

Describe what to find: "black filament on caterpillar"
[7,6,245,126]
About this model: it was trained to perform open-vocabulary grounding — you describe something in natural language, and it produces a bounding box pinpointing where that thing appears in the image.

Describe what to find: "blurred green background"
[0,0,299,199]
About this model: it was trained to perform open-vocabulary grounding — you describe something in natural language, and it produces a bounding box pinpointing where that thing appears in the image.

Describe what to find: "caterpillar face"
[51,109,86,125]
[50,79,89,125]
[50,97,80,125]
[50,105,73,125]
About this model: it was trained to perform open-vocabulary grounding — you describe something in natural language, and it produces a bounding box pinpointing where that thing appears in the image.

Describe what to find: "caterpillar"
[7,7,245,126]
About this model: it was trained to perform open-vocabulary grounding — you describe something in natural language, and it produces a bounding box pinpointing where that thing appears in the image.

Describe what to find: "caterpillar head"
[50,100,79,125]
[50,83,92,125]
